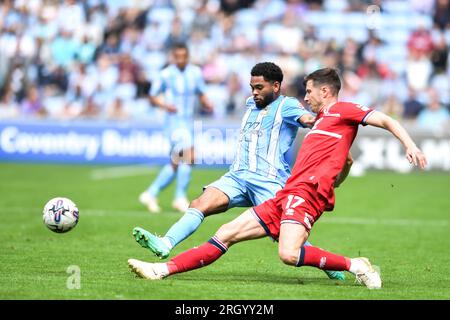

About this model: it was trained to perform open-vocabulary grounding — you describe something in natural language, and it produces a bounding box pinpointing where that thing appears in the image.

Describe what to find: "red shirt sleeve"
[339,102,375,126]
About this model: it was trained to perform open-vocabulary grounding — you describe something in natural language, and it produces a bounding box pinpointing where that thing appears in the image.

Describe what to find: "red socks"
[297,245,351,271]
[167,236,228,275]
[165,238,349,275]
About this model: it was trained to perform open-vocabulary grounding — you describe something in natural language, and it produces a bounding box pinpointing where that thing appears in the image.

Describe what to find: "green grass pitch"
[0,162,449,300]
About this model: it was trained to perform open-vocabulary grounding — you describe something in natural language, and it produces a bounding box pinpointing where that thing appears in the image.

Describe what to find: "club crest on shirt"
[260,107,269,116]
[323,107,341,118]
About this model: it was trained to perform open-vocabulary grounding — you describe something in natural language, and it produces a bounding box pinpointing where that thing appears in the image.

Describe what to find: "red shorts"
[252,186,325,240]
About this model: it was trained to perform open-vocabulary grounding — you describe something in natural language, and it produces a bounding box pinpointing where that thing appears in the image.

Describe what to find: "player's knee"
[170,161,179,171]
[189,198,203,211]
[189,198,213,216]
[188,150,195,164]
[278,247,298,266]
[215,223,239,247]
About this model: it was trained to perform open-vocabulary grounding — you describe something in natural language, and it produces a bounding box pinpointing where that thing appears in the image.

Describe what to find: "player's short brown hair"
[303,68,341,96]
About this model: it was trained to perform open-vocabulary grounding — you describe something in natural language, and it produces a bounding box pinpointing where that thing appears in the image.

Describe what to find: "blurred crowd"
[0,0,449,134]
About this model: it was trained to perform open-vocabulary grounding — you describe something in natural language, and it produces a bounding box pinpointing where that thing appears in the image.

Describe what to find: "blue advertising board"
[2,120,447,172]
[0,120,242,166]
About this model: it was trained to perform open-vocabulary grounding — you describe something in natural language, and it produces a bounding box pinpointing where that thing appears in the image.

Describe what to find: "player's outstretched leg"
[128,237,226,280]
[304,240,345,281]
[134,187,229,258]
[279,223,381,289]
[128,210,266,280]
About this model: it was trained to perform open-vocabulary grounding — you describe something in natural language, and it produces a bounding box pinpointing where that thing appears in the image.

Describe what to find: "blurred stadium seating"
[0,0,448,134]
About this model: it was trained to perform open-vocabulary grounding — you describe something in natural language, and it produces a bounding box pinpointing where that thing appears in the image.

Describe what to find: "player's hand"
[406,146,427,170]
[346,152,354,166]
[203,102,214,114]
[164,104,177,113]
[299,114,316,128]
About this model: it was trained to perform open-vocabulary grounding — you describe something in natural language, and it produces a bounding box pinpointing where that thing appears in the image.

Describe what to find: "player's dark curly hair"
[171,42,189,52]
[303,68,341,95]
[251,62,283,83]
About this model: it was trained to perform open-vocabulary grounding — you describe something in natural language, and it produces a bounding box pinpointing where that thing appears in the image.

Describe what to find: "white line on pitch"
[2,207,449,228]
[89,165,157,180]
[82,212,449,227]
[82,209,180,216]
[320,216,450,228]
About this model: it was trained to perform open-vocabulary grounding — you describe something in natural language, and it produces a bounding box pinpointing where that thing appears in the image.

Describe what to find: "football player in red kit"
[128,68,427,289]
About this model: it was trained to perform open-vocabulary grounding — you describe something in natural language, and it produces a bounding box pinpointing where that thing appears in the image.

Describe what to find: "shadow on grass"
[162,270,359,288]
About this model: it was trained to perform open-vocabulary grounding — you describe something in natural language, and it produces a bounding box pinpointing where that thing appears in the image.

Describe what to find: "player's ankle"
[162,237,174,250]
[166,261,178,275]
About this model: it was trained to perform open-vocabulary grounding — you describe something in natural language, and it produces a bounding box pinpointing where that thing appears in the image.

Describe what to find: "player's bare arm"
[199,93,214,113]
[365,111,427,169]
[149,95,177,113]
[334,152,353,188]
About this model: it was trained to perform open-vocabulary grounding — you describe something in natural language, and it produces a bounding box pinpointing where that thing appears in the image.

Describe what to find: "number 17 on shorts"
[281,194,315,231]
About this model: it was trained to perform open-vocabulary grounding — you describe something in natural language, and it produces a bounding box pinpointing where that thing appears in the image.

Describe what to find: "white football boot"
[172,197,189,213]
[128,259,168,280]
[352,257,382,289]
[139,191,161,213]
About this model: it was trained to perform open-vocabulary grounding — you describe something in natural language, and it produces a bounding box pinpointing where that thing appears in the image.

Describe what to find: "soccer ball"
[43,197,79,233]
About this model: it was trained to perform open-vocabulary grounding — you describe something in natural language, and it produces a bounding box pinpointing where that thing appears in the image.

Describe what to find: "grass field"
[0,162,449,300]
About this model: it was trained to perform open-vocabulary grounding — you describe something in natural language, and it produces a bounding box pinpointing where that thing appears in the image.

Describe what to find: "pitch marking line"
[2,207,449,228]
[320,216,450,228]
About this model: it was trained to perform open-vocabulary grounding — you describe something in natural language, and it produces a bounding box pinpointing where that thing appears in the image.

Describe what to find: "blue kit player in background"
[134,62,353,280]
[139,43,214,213]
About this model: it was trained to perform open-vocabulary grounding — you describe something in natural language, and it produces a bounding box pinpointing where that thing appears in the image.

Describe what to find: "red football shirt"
[277,101,374,212]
